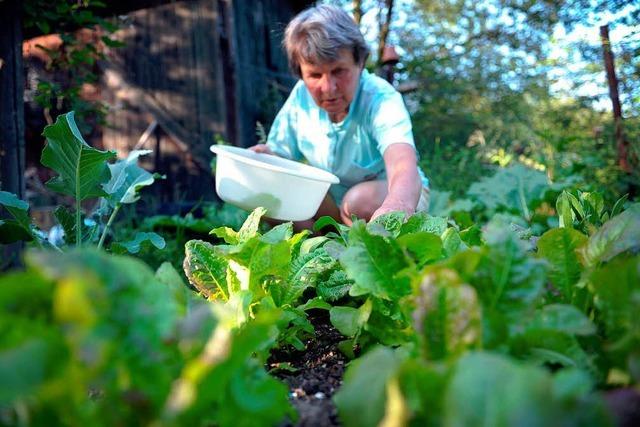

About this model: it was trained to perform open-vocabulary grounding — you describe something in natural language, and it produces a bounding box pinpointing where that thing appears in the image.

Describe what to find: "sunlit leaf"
[184,240,229,301]
[103,149,157,206]
[537,228,588,301]
[582,204,640,266]
[335,346,405,427]
[111,231,165,254]
[41,111,116,201]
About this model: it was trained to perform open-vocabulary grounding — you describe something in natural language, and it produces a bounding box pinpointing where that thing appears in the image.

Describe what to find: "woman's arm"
[370,143,422,220]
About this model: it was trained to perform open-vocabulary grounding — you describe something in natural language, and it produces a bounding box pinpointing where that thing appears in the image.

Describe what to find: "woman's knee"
[340,183,386,222]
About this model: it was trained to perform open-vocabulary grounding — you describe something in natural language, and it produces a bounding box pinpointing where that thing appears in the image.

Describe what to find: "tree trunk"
[600,24,631,173]
[376,0,394,66]
[352,0,363,26]
[0,0,25,269]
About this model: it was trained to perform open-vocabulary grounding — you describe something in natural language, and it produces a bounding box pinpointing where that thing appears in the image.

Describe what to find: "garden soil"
[270,311,347,427]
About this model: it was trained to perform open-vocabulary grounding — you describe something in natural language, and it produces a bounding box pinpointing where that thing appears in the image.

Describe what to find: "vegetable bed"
[1,112,639,426]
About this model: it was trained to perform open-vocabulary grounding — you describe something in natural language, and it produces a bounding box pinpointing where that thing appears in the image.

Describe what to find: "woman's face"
[299,49,362,121]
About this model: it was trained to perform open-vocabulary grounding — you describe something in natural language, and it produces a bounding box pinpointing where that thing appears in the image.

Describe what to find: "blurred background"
[1,0,638,229]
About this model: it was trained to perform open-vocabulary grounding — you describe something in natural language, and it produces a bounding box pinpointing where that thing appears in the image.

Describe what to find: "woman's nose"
[320,74,336,93]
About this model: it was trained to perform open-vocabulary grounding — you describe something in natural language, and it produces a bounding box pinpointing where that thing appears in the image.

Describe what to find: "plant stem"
[517,178,531,222]
[76,198,82,247]
[48,242,64,253]
[98,204,121,250]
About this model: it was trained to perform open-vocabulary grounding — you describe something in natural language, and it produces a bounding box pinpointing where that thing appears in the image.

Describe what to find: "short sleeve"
[369,91,415,154]
[266,83,304,161]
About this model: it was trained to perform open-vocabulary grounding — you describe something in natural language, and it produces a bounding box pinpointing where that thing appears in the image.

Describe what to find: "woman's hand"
[248,144,274,155]
[370,143,422,222]
[370,199,415,221]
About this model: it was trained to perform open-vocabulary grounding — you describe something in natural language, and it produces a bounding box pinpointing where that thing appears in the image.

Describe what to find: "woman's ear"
[360,53,369,69]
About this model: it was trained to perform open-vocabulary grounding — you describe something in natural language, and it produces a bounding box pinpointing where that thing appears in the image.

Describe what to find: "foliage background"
[328,0,639,200]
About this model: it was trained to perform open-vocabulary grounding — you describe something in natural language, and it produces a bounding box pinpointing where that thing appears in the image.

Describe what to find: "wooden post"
[376,0,394,67]
[353,0,363,25]
[0,0,25,269]
[219,0,239,146]
[600,24,631,173]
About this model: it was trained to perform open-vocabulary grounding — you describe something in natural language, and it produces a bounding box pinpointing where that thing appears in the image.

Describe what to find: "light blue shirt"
[267,69,429,205]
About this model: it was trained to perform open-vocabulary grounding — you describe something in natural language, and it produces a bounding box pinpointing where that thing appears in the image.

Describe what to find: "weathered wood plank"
[0,0,26,268]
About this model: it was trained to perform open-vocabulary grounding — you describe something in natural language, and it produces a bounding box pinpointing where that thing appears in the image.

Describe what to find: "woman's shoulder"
[358,70,405,117]
[360,70,399,98]
[281,80,316,114]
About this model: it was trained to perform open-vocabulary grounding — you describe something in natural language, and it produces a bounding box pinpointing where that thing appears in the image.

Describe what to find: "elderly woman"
[250,4,429,228]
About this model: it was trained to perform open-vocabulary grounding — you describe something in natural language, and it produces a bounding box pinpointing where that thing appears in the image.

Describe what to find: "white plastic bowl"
[210,145,340,221]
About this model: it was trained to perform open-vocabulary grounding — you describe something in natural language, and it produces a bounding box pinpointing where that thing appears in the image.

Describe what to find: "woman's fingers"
[248,144,273,155]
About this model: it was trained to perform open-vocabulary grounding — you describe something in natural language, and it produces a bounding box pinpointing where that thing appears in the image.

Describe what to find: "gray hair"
[284,4,370,78]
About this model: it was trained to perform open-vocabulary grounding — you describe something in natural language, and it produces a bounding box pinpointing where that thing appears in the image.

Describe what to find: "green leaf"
[0,191,34,241]
[103,150,157,206]
[274,306,314,350]
[468,164,549,216]
[168,309,293,426]
[21,248,181,409]
[444,352,603,426]
[286,248,336,304]
[367,211,406,237]
[526,304,596,336]
[511,330,597,375]
[552,368,594,400]
[211,226,239,244]
[237,207,267,243]
[334,346,405,427]
[0,220,34,243]
[111,232,165,254]
[183,240,229,300]
[610,194,628,218]
[330,299,372,337]
[395,359,450,425]
[396,231,443,266]
[364,299,412,346]
[537,228,588,302]
[556,191,576,228]
[53,205,93,245]
[413,268,482,360]
[299,235,330,255]
[582,192,604,219]
[589,255,640,343]
[459,224,483,246]
[568,191,585,219]
[0,337,66,403]
[36,20,51,34]
[218,236,292,294]
[399,212,448,236]
[0,191,29,211]
[101,36,126,48]
[341,222,410,300]
[468,229,546,346]
[260,222,292,244]
[582,204,640,266]
[155,262,191,314]
[441,227,466,257]
[41,111,116,201]
[314,215,349,237]
[297,297,332,311]
[317,270,353,302]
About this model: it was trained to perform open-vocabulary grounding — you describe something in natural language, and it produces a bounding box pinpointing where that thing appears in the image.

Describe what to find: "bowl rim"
[210,144,340,184]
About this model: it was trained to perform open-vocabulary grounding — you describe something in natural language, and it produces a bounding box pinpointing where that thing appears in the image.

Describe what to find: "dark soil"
[605,388,640,427]
[267,312,640,427]
[269,311,347,427]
